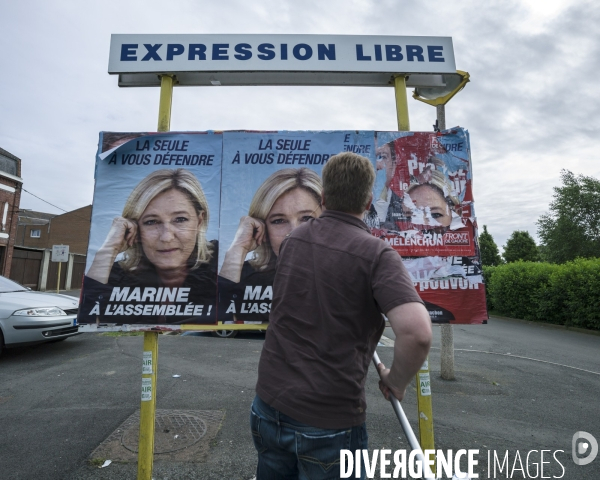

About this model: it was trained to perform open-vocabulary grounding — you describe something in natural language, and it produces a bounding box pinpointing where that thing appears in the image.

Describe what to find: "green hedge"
[485,259,600,330]
[482,265,497,311]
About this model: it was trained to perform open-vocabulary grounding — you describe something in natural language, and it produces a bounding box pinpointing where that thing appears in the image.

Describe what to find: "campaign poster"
[365,128,476,257]
[402,255,487,324]
[218,130,374,324]
[363,127,485,324]
[78,132,221,327]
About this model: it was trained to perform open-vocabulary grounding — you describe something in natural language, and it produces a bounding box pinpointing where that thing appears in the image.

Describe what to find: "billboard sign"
[79,128,486,329]
[80,132,221,326]
[218,130,372,325]
[366,129,475,256]
[108,34,456,87]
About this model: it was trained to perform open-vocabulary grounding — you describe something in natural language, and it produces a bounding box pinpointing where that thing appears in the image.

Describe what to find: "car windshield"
[0,276,28,293]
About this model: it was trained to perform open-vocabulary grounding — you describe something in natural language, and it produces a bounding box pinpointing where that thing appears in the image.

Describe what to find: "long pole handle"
[372,351,435,479]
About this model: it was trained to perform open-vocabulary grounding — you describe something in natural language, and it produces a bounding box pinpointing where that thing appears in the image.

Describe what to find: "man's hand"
[377,361,406,401]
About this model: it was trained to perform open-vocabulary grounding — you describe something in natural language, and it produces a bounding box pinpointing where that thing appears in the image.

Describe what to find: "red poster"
[402,256,487,324]
[366,129,476,257]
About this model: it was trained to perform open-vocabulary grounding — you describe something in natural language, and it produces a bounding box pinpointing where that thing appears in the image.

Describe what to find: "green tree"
[479,225,502,266]
[537,170,600,263]
[503,230,539,263]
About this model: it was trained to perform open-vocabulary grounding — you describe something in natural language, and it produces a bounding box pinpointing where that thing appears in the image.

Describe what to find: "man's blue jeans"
[250,395,368,480]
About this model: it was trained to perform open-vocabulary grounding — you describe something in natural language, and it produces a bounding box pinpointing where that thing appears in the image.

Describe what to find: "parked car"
[0,275,80,355]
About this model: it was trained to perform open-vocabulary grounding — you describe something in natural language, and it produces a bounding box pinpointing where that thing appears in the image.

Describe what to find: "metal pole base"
[440,324,455,380]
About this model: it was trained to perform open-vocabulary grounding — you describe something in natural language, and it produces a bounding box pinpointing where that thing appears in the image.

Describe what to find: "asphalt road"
[0,317,598,480]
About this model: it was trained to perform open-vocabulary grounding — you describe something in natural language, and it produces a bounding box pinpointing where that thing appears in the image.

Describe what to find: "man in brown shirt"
[251,152,432,479]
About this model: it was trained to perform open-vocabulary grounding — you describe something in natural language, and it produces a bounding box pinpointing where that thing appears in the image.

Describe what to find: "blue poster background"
[79,132,222,326]
[87,132,222,269]
[79,128,486,328]
[219,130,374,269]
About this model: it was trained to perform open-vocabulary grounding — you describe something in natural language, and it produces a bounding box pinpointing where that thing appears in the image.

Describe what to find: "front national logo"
[443,232,470,245]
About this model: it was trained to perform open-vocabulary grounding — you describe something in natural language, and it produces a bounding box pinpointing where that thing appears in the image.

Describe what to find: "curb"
[488,314,600,337]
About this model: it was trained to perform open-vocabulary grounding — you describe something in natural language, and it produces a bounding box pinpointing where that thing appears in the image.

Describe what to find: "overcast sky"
[1,0,598,250]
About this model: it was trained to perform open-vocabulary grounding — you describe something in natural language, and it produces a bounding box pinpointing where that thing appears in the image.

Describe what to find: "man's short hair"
[322,152,376,214]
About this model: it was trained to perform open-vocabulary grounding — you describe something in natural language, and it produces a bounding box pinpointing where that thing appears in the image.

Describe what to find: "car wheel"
[0,329,4,356]
[211,329,238,338]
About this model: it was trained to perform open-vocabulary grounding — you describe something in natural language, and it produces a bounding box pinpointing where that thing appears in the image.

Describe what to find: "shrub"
[485,258,600,330]
[482,265,496,311]
[487,261,557,321]
[542,258,600,329]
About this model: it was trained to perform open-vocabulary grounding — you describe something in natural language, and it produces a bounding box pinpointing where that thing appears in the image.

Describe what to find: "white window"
[1,202,7,231]
[30,229,41,238]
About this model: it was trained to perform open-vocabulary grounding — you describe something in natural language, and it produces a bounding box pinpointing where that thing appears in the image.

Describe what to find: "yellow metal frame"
[137,74,174,480]
[133,69,448,479]
[394,75,410,131]
[416,357,436,474]
[393,77,436,463]
[412,70,470,106]
[138,332,158,480]
[157,75,175,132]
[180,322,269,331]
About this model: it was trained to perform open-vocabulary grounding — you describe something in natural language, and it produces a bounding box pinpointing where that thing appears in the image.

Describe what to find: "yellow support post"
[137,332,159,480]
[393,75,410,131]
[180,321,268,332]
[137,74,174,480]
[157,74,175,132]
[393,75,435,469]
[417,358,436,475]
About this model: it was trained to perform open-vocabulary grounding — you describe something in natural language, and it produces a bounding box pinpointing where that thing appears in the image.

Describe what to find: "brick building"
[12,206,91,290]
[16,206,91,255]
[45,205,92,255]
[1,146,91,290]
[0,147,23,278]
[16,210,55,250]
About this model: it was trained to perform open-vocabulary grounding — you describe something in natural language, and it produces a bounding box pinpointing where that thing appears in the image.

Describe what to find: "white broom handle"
[373,350,435,479]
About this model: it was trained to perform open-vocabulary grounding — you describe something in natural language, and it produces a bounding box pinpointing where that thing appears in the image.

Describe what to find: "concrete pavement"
[0,317,598,479]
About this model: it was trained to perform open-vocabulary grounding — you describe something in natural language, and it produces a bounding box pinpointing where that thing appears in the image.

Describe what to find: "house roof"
[0,147,21,163]
[18,209,57,223]
[18,218,51,226]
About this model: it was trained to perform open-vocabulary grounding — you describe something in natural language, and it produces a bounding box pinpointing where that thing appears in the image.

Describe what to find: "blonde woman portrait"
[82,168,217,324]
[218,168,322,324]
[401,170,462,231]
[367,145,462,234]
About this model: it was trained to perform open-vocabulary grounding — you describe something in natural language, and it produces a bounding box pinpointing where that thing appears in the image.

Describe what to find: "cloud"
[0,0,598,251]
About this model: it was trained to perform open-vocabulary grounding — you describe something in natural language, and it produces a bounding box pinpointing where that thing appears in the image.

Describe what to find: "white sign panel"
[419,372,431,396]
[141,378,152,401]
[109,34,456,87]
[51,245,69,262]
[142,351,153,374]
